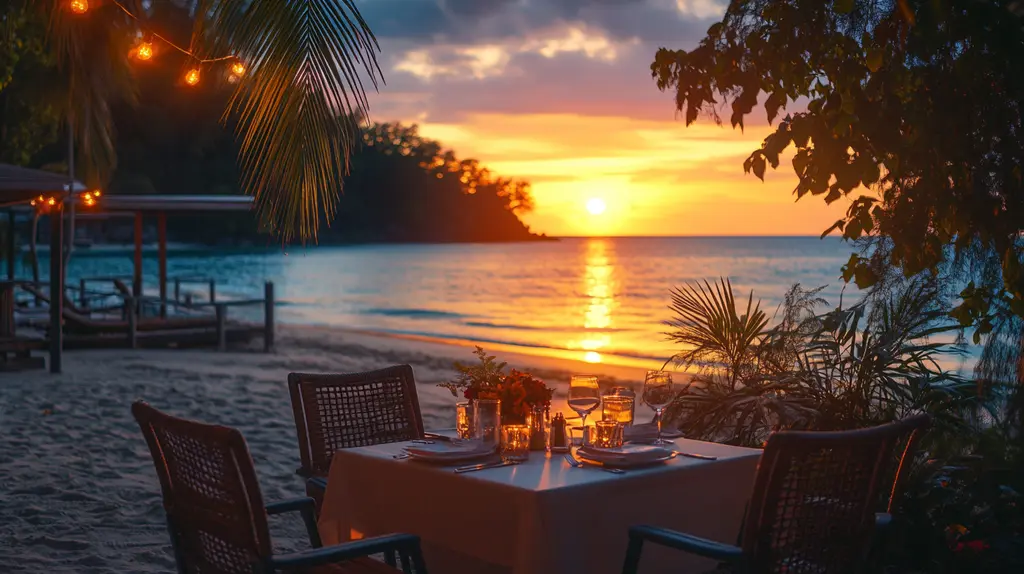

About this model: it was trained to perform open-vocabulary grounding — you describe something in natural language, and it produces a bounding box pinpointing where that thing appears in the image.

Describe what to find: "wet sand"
[0,325,647,573]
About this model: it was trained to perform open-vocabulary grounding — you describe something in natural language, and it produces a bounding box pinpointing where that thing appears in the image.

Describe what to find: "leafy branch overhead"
[44,0,383,244]
[651,1,1024,329]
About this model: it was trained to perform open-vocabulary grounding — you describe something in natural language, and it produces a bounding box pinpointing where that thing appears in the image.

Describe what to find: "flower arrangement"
[440,347,554,422]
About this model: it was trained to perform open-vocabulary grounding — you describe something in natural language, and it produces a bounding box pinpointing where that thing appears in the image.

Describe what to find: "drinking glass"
[456,401,473,439]
[642,370,675,445]
[601,395,634,426]
[473,399,501,445]
[568,375,601,445]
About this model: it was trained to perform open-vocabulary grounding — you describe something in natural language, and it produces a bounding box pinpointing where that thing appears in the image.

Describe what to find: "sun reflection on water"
[573,238,617,363]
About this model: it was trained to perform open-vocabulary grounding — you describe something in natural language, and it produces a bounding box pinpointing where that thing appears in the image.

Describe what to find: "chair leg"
[622,534,644,574]
[166,516,189,574]
[409,544,428,574]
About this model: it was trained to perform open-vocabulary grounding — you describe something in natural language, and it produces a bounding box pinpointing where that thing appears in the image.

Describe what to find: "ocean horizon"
[22,236,888,368]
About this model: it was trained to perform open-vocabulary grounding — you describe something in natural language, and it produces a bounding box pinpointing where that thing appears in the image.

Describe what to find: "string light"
[133,41,154,61]
[69,0,88,14]
[184,68,201,86]
[231,62,246,76]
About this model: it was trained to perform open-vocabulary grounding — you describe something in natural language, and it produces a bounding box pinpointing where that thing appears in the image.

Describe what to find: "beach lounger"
[288,366,425,511]
[132,401,428,573]
[18,282,218,334]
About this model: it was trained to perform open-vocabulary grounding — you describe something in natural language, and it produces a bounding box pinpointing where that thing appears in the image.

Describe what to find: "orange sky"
[358,0,850,237]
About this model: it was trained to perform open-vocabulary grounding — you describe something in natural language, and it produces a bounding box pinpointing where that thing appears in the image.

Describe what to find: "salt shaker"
[549,412,570,452]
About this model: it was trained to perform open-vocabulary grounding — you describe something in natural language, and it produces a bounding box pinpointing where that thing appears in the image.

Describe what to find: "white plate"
[405,441,496,464]
[577,444,675,468]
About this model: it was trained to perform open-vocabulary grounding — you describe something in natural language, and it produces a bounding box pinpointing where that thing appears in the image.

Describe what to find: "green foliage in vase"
[439,346,507,400]
[663,277,973,447]
[650,0,1024,334]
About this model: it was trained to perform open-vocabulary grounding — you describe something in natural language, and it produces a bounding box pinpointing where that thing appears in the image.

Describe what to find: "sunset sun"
[586,197,607,215]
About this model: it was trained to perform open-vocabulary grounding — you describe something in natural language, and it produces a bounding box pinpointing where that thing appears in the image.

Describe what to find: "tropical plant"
[662,277,973,447]
[41,0,383,243]
[649,0,1024,338]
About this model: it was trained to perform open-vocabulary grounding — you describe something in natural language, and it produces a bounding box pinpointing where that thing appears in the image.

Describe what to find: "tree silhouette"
[651,0,1024,336]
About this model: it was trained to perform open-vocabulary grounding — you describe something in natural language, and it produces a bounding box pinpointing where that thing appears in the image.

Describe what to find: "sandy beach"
[0,324,650,573]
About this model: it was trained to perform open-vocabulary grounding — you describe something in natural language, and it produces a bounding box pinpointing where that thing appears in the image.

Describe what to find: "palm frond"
[44,0,138,186]
[664,277,768,379]
[195,0,383,243]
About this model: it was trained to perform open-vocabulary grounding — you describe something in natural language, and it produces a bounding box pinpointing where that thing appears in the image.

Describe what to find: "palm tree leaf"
[195,0,383,242]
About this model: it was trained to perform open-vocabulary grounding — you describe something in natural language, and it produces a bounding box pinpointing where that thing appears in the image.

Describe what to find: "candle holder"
[456,401,473,439]
[593,420,624,449]
[501,424,531,462]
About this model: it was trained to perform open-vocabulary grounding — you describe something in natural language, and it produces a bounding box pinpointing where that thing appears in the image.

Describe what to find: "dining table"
[317,433,762,574]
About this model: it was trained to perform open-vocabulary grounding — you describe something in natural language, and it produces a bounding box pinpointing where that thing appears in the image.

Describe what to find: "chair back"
[740,414,930,573]
[288,365,425,477]
[132,401,272,574]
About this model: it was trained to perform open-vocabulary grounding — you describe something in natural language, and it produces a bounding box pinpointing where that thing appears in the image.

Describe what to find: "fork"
[564,453,625,474]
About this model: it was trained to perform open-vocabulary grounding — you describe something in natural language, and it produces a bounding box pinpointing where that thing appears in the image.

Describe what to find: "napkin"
[404,439,495,461]
[623,423,683,443]
[578,444,673,465]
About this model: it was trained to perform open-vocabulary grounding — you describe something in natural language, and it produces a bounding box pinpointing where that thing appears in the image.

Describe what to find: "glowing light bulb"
[69,0,88,14]
[184,68,201,86]
[47,198,56,206]
[231,62,245,76]
[135,42,154,61]
[93,190,101,197]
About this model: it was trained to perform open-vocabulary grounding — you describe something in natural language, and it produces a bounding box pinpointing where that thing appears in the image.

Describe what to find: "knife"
[672,451,718,461]
[454,460,517,473]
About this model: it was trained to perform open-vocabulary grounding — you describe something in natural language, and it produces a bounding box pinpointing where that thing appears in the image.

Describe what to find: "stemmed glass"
[568,375,601,445]
[642,370,675,445]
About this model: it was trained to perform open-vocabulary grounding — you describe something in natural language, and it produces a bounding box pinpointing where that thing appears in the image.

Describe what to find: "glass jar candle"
[501,424,531,462]
[456,401,473,439]
[593,420,624,448]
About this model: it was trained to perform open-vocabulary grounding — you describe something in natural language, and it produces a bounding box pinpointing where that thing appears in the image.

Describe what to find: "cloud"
[392,23,634,81]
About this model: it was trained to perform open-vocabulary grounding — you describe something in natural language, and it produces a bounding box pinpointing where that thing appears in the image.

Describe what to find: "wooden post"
[264,281,275,353]
[126,297,137,349]
[133,211,143,300]
[79,278,87,310]
[6,211,14,280]
[215,304,226,351]
[49,207,63,374]
[158,212,167,318]
[209,279,216,304]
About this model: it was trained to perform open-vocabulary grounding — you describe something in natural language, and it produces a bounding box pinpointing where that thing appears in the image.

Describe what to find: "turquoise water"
[24,236,877,367]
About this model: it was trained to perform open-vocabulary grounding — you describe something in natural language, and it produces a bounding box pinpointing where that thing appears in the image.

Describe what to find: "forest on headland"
[2,3,543,246]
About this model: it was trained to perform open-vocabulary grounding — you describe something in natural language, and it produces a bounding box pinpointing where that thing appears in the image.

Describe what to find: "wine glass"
[642,370,675,445]
[568,375,601,445]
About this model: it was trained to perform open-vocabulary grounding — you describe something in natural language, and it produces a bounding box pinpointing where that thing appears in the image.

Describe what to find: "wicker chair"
[622,414,931,574]
[288,366,425,508]
[132,401,428,574]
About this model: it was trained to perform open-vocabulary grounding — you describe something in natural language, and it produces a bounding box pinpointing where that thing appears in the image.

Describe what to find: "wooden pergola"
[93,194,255,314]
[3,183,258,373]
[0,163,87,373]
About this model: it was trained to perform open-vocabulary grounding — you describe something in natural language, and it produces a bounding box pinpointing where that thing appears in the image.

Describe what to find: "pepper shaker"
[549,412,570,453]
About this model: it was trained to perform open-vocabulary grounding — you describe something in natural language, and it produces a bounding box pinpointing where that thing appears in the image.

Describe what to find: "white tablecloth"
[318,437,761,574]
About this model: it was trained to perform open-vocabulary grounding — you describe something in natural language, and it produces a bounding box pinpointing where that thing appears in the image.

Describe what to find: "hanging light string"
[108,0,238,64]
